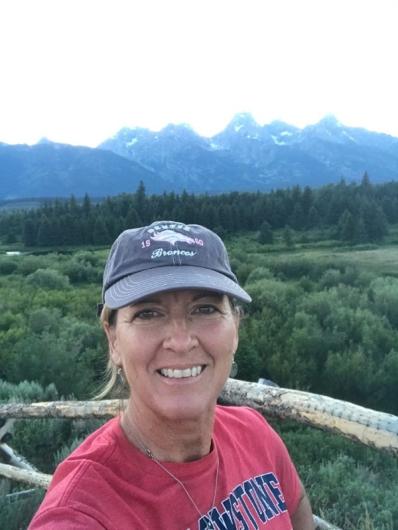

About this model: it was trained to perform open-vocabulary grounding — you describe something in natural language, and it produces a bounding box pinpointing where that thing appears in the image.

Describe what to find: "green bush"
[0,489,45,530]
[26,268,70,290]
[29,308,62,334]
[0,258,18,275]
[0,380,58,403]
[279,425,398,530]
[16,256,49,276]
[245,266,274,283]
[59,254,102,283]
[370,277,398,327]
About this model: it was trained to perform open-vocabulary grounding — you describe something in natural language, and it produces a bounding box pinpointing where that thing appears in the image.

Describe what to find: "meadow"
[1,228,398,529]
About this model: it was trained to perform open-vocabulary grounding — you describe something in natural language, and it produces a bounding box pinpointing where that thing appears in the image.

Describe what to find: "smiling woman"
[28,221,314,530]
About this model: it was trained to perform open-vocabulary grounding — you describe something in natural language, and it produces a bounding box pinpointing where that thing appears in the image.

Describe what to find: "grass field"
[267,246,398,276]
[227,227,398,278]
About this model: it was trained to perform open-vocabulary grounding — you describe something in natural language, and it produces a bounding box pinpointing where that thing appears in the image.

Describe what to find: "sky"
[1,0,398,147]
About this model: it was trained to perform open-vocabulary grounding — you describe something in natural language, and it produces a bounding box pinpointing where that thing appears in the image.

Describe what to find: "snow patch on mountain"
[271,135,286,146]
[342,131,357,143]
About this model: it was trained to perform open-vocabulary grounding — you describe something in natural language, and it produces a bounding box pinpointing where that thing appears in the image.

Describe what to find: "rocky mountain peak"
[225,112,261,134]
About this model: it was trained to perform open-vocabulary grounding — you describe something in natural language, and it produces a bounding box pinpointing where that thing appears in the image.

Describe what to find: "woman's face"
[105,289,239,422]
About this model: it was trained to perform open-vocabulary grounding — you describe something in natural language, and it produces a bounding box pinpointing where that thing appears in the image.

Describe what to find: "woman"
[29,221,314,529]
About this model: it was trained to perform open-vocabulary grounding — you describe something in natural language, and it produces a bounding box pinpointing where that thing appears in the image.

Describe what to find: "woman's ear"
[103,321,121,366]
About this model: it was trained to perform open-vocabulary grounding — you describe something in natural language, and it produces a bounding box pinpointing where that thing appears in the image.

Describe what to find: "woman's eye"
[195,305,219,315]
[134,309,159,320]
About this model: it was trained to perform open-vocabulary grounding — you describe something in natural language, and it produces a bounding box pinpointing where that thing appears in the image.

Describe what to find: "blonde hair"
[94,305,126,400]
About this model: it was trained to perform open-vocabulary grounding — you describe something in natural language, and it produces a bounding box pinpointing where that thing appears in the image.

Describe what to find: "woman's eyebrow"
[129,297,161,306]
[192,292,223,301]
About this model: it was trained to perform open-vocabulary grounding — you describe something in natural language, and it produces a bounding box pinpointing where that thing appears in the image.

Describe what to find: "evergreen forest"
[0,176,398,529]
[0,173,395,248]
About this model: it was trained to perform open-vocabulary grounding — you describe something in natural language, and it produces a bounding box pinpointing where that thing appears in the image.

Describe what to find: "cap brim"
[104,265,252,309]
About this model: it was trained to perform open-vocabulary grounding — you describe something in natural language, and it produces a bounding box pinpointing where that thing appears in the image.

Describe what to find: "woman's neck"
[121,401,215,463]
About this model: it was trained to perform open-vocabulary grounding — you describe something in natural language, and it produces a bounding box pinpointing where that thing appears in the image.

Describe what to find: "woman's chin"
[155,398,215,423]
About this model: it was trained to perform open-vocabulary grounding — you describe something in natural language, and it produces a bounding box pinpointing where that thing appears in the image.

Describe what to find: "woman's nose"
[162,317,199,353]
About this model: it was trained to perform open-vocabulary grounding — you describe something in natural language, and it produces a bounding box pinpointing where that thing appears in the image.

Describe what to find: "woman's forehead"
[129,289,226,306]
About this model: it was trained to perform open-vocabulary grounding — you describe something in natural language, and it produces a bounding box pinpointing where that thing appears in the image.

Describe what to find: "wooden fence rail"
[1,379,397,454]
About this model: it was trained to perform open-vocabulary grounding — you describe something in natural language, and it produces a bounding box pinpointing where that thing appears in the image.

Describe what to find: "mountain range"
[2,114,398,200]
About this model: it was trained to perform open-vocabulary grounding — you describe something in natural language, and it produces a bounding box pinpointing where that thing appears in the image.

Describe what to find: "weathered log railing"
[2,378,397,529]
[220,380,398,454]
[1,380,396,453]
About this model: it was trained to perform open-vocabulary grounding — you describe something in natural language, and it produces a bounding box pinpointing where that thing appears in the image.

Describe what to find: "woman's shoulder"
[46,418,123,500]
[65,417,120,461]
[29,418,124,528]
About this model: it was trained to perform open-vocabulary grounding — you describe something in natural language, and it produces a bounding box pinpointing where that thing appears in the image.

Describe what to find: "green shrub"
[0,380,58,403]
[279,425,398,530]
[0,489,45,530]
[16,256,49,276]
[246,266,274,283]
[26,268,70,290]
[29,308,62,334]
[0,259,18,275]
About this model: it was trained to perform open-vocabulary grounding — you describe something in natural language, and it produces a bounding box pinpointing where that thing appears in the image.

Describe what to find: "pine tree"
[82,193,92,216]
[37,216,53,247]
[258,221,273,244]
[289,203,305,230]
[125,207,141,229]
[23,219,37,247]
[360,171,373,196]
[338,210,356,242]
[301,186,314,216]
[283,225,294,248]
[307,206,320,228]
[68,194,79,215]
[134,181,147,222]
[368,205,388,242]
[93,217,110,245]
[354,215,368,244]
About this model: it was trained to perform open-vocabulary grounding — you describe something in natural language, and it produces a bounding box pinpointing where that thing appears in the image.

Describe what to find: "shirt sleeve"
[28,507,106,530]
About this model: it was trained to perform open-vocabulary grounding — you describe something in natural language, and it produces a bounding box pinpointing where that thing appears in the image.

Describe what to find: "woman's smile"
[158,364,206,379]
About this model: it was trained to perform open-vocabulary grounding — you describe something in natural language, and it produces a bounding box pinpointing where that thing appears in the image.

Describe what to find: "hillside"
[0,142,163,200]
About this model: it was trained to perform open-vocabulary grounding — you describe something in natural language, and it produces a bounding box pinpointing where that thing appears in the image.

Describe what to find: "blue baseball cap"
[102,221,251,309]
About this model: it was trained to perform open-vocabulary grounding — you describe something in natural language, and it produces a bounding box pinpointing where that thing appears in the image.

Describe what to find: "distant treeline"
[0,173,396,247]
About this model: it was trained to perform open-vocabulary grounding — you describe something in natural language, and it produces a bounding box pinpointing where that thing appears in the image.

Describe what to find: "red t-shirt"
[29,406,301,529]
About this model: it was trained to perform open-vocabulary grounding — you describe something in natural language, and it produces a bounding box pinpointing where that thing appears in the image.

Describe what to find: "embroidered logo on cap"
[139,223,205,261]
[150,229,195,246]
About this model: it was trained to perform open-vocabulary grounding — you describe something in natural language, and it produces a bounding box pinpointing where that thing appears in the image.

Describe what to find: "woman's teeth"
[160,366,203,379]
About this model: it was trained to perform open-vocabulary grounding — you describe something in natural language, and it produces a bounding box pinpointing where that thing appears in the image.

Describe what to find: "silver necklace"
[131,425,219,528]
[145,447,219,526]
